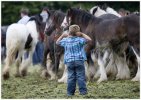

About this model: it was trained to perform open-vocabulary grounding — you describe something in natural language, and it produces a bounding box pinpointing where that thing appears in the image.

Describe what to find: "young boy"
[56,25,92,96]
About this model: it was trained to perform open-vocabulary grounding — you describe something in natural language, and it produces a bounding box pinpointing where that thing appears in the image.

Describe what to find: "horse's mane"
[29,14,44,33]
[45,10,65,36]
[48,10,56,19]
[53,10,65,26]
[69,8,97,27]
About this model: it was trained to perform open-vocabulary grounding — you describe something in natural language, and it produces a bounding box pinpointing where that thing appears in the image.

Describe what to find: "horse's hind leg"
[58,65,67,83]
[97,50,108,84]
[20,47,34,77]
[41,48,50,79]
[3,54,12,79]
[15,50,24,77]
[106,52,117,77]
[115,52,130,80]
[2,47,17,79]
[131,47,140,81]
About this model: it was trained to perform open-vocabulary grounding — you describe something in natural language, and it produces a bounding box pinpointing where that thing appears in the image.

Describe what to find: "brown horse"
[61,8,139,82]
[41,10,66,80]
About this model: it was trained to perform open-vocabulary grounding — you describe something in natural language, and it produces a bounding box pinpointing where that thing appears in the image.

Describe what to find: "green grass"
[1,65,140,99]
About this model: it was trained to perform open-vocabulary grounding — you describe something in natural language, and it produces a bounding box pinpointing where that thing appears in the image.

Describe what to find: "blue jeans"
[24,41,44,65]
[32,41,44,65]
[66,60,87,96]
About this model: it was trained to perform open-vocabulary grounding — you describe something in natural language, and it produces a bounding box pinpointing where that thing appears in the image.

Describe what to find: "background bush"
[1,1,139,25]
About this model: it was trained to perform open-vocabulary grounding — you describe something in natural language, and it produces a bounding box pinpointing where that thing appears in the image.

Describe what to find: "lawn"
[1,65,140,99]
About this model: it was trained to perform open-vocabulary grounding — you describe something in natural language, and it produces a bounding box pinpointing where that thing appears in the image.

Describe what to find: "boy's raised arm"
[76,32,92,42]
[56,33,68,44]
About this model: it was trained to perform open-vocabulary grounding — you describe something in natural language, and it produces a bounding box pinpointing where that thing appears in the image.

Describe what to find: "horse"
[41,10,66,81]
[91,11,139,81]
[90,5,121,17]
[61,8,139,83]
[2,11,48,80]
[90,6,107,17]
[1,25,9,64]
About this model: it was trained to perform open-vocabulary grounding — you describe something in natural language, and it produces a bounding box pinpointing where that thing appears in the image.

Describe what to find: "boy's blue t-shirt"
[57,36,87,64]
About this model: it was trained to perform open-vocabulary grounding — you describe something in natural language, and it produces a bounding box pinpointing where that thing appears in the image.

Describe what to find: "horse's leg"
[91,51,100,80]
[58,54,67,83]
[15,50,24,77]
[131,47,140,81]
[41,48,50,79]
[115,52,130,80]
[20,47,35,77]
[58,54,65,70]
[58,65,67,83]
[48,52,61,80]
[106,52,117,77]
[97,50,108,84]
[2,45,17,79]
[47,62,56,80]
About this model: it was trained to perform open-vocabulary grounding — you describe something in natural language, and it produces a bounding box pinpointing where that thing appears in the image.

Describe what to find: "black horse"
[61,8,139,82]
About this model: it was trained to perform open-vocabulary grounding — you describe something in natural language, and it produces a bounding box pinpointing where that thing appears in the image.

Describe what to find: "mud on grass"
[1,65,140,99]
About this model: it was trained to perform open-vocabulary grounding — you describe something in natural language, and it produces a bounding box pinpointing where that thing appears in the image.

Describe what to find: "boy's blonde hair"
[69,25,80,36]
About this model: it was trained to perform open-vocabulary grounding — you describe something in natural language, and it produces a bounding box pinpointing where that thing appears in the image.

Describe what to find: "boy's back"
[58,36,87,64]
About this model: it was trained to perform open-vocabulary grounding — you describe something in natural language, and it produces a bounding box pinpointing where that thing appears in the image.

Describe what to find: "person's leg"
[75,60,87,95]
[36,41,44,63]
[32,42,38,65]
[67,62,76,96]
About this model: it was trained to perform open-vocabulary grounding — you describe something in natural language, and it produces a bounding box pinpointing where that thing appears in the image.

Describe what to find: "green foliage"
[1,1,139,25]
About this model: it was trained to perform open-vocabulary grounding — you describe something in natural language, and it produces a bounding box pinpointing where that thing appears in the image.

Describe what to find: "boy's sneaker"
[67,93,74,96]
[80,92,87,95]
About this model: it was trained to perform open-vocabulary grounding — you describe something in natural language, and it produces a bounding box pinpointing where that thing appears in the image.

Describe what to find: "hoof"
[20,70,27,77]
[40,71,48,79]
[49,76,57,80]
[58,79,64,83]
[131,77,139,82]
[3,72,10,80]
[97,78,107,84]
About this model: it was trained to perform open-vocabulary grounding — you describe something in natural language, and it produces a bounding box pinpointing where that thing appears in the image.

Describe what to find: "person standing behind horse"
[32,7,49,65]
[18,8,30,24]
[56,25,92,96]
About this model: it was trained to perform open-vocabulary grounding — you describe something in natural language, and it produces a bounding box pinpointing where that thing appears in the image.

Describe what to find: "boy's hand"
[62,33,69,37]
[76,32,82,37]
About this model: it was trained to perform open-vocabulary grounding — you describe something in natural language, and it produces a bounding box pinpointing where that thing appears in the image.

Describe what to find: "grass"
[1,65,140,99]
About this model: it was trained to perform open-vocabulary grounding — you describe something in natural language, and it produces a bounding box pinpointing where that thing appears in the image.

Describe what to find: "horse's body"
[61,8,139,82]
[41,10,66,80]
[2,13,48,79]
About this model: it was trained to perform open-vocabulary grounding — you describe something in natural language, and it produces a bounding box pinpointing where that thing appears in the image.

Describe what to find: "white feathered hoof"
[58,78,65,83]
[3,71,10,80]
[40,70,48,79]
[131,75,140,82]
[58,77,67,83]
[116,73,130,80]
[94,70,100,79]
[64,79,67,83]
[131,77,139,82]
[97,77,107,84]
[49,75,57,80]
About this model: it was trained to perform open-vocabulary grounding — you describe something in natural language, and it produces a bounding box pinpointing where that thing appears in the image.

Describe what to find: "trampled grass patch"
[1,65,140,99]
